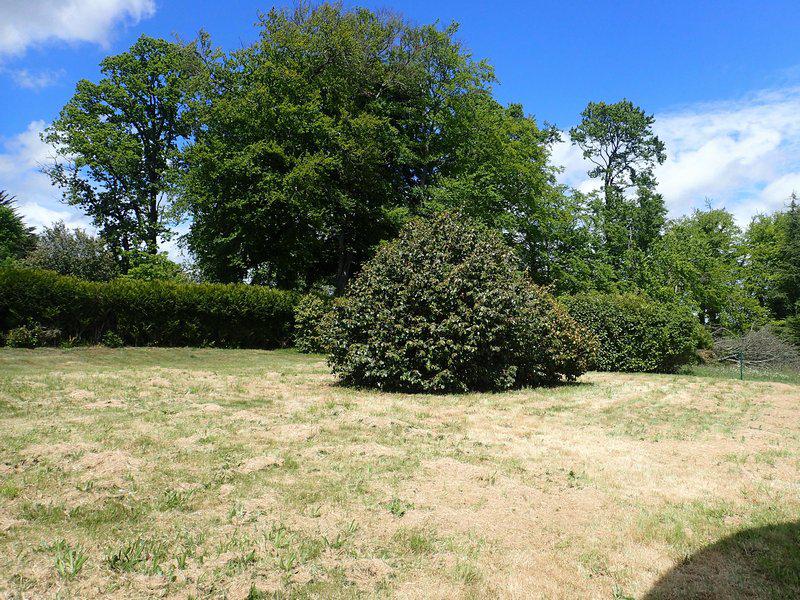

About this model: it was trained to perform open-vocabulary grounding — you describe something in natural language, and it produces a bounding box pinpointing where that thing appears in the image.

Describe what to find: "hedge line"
[561,292,700,373]
[0,266,297,348]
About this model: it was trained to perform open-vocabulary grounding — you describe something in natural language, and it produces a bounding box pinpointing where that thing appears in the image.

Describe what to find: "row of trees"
[3,3,799,339]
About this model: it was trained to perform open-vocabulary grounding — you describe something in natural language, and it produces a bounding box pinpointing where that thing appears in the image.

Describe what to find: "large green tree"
[744,194,800,325]
[183,4,559,291]
[44,35,206,258]
[184,5,492,289]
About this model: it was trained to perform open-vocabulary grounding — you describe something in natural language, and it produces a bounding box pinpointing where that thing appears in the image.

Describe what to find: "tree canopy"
[44,35,207,259]
[36,3,800,343]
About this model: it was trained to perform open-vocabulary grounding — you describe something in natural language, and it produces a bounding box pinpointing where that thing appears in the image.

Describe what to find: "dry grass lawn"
[1,348,798,599]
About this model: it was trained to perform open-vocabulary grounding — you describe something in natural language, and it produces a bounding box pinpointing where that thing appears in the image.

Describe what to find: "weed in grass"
[386,497,413,517]
[0,482,20,500]
[227,502,246,522]
[53,541,88,579]
[276,549,298,573]
[75,480,95,493]
[394,527,437,556]
[158,488,193,511]
[454,560,481,584]
[225,549,257,575]
[105,538,167,575]
[266,522,294,549]
[323,520,358,551]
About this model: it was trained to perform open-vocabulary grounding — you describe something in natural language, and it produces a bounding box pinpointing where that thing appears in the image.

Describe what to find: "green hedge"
[0,266,297,348]
[561,292,699,373]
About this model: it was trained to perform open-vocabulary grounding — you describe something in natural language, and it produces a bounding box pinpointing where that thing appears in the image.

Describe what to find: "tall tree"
[569,100,667,275]
[44,35,206,258]
[183,4,495,290]
[0,191,35,261]
[743,194,800,321]
[569,100,666,201]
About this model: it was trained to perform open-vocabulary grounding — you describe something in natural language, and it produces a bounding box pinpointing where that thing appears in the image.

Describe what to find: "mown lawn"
[1,348,798,599]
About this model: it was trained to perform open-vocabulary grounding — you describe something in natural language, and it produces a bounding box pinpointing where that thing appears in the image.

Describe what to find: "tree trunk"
[334,232,353,295]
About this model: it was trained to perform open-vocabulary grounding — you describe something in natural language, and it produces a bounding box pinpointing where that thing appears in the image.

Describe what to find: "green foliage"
[569,99,666,193]
[183,4,562,291]
[5,322,61,348]
[52,540,88,580]
[745,196,800,322]
[293,294,332,354]
[23,221,119,281]
[568,100,667,282]
[327,214,595,392]
[643,207,763,331]
[101,330,124,348]
[0,266,296,348]
[122,251,186,281]
[5,325,39,348]
[0,191,35,261]
[105,538,166,574]
[562,293,701,373]
[44,35,207,256]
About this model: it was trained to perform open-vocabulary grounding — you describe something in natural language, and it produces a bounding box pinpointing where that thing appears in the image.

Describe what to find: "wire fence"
[712,325,800,380]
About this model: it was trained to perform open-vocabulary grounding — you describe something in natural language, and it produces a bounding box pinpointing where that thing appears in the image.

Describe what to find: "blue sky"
[3,0,800,240]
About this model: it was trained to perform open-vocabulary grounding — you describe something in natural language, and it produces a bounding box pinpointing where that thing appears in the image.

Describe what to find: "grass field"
[1,348,798,599]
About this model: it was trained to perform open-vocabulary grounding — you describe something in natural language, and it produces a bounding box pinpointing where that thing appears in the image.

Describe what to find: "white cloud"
[0,0,155,55]
[553,86,800,225]
[9,68,65,89]
[0,120,89,231]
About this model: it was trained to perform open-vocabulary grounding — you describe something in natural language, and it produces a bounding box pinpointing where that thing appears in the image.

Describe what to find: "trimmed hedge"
[327,213,596,392]
[561,292,699,373]
[0,266,297,348]
[293,293,333,354]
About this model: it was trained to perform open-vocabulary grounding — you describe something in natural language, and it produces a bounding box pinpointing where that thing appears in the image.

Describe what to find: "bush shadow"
[643,521,800,599]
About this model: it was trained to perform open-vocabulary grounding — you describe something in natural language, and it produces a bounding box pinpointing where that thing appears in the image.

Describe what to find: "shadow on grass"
[326,377,591,396]
[643,521,800,599]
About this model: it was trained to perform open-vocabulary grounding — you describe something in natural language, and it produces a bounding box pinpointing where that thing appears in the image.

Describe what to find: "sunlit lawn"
[1,347,798,599]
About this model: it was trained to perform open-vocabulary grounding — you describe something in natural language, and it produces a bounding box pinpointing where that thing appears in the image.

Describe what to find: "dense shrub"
[561,293,699,373]
[5,322,61,348]
[327,214,596,392]
[122,251,187,281]
[294,294,332,354]
[23,221,119,281]
[0,266,296,348]
[101,330,124,348]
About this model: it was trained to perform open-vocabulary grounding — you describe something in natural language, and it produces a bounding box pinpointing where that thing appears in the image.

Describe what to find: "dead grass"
[0,347,798,599]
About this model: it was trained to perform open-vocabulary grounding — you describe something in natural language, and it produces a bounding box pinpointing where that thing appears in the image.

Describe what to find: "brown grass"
[0,347,798,599]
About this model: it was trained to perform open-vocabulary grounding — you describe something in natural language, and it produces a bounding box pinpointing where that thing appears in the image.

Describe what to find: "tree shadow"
[643,521,800,599]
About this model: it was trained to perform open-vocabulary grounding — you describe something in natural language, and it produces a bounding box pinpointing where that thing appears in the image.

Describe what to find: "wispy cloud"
[553,86,800,224]
[0,0,155,56]
[8,68,65,90]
